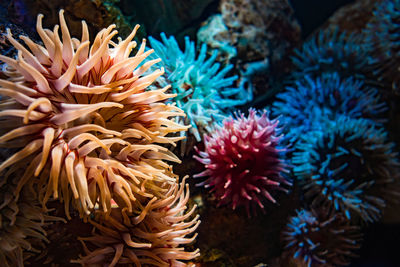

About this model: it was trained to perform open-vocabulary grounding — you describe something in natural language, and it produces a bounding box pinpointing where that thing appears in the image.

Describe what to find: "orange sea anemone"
[0,10,188,218]
[74,177,200,266]
[0,171,63,267]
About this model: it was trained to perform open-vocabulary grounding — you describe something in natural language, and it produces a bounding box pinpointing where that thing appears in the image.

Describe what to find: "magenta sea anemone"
[194,109,291,215]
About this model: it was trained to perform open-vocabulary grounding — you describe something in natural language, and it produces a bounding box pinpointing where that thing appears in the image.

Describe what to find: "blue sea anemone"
[272,72,386,143]
[282,207,362,267]
[291,28,372,81]
[292,116,400,223]
[364,0,400,93]
[147,33,250,153]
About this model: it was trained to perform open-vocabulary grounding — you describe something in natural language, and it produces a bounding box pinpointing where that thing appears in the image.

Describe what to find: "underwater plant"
[291,28,372,81]
[364,0,400,93]
[75,177,200,266]
[282,207,362,267]
[292,116,400,223]
[272,72,386,143]
[0,10,188,218]
[194,109,291,215]
[148,33,250,154]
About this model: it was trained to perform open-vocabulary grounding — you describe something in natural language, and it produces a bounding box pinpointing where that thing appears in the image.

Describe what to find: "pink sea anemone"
[194,109,291,215]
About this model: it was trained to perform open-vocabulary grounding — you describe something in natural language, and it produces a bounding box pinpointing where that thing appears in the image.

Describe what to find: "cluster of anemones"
[0,10,199,265]
[194,109,291,216]
[272,10,400,265]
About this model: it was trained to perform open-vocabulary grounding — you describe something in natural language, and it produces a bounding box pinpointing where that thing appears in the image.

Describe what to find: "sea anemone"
[0,170,63,267]
[272,72,386,143]
[364,0,400,93]
[148,33,250,154]
[282,207,362,267]
[0,10,188,218]
[194,109,291,215]
[291,28,372,81]
[292,116,400,223]
[74,177,200,266]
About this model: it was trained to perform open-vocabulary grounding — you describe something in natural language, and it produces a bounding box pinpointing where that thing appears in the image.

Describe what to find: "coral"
[364,0,400,93]
[194,109,291,215]
[197,0,301,103]
[291,28,373,81]
[75,177,200,266]
[272,72,386,143]
[282,207,362,267]
[217,0,301,64]
[0,10,187,219]
[197,14,237,63]
[292,116,400,223]
[148,33,249,153]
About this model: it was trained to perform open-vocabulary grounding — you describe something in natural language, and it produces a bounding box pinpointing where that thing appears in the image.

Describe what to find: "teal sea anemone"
[148,33,250,152]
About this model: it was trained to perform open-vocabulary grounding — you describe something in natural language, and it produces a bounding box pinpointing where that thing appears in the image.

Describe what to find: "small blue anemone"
[147,33,250,151]
[282,207,362,267]
[272,72,386,143]
[292,116,400,223]
[291,28,372,80]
